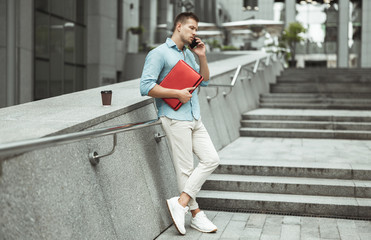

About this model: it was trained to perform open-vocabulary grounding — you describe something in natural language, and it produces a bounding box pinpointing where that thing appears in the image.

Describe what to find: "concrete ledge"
[0,80,154,144]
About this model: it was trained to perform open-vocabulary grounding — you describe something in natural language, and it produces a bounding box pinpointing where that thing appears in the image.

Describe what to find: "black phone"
[189,38,198,49]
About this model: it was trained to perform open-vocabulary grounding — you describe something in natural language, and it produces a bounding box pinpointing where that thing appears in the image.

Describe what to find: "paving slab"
[218,137,371,165]
[244,108,371,118]
[157,211,371,240]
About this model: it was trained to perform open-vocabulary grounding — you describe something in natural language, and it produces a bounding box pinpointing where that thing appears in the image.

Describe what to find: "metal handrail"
[205,53,276,102]
[206,64,242,101]
[0,118,163,165]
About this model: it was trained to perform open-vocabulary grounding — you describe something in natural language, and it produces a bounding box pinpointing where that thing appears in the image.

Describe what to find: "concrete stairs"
[260,68,371,110]
[239,109,371,140]
[198,155,371,219]
[198,68,371,219]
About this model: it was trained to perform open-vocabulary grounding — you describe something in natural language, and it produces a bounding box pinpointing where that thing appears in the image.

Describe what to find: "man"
[140,12,219,235]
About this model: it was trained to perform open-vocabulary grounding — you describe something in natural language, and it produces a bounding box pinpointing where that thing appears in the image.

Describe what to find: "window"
[34,0,86,100]
[243,0,259,11]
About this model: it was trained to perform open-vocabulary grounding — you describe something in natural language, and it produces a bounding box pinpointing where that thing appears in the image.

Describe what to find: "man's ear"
[176,22,182,32]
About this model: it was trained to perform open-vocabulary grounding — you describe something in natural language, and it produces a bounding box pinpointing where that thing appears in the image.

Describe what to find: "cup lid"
[101,90,112,93]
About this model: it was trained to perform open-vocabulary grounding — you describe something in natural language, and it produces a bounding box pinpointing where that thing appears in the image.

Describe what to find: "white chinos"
[161,117,220,210]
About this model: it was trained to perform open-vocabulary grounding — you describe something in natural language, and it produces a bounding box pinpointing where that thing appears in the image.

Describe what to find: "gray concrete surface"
[157,210,371,240]
[0,103,178,240]
[241,109,371,139]
[0,53,282,239]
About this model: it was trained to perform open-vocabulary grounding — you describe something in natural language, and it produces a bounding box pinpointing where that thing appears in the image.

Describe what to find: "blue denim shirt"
[140,38,208,121]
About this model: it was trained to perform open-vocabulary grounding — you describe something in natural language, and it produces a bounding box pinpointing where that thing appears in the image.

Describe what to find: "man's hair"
[172,12,199,32]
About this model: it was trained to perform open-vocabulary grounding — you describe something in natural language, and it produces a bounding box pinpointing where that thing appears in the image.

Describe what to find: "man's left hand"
[190,37,206,57]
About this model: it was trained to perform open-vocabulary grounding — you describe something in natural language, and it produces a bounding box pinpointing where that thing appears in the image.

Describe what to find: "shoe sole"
[190,224,217,233]
[166,199,185,235]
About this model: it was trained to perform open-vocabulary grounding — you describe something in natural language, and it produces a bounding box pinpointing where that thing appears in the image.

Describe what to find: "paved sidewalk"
[156,210,371,240]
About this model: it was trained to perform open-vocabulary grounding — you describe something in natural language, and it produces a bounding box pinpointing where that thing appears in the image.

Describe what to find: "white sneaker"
[191,211,218,233]
[166,197,189,235]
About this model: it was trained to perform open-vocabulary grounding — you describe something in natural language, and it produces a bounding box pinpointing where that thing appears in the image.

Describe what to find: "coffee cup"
[101,90,112,106]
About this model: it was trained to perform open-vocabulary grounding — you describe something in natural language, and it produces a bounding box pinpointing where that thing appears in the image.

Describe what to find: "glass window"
[35,12,49,58]
[75,66,85,91]
[35,0,49,11]
[64,0,76,22]
[34,60,50,100]
[34,0,86,100]
[75,25,85,64]
[50,17,64,97]
[64,65,75,94]
[50,0,64,17]
[64,22,76,63]
[76,0,86,24]
[243,0,259,11]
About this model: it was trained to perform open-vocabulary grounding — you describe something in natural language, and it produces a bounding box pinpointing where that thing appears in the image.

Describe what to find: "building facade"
[1,0,371,108]
[281,0,371,68]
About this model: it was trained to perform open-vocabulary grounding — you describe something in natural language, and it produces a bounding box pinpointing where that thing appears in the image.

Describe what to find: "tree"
[281,22,306,67]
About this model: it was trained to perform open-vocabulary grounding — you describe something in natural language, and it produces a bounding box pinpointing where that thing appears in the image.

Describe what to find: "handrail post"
[206,87,219,102]
[244,59,260,75]
[206,64,241,101]
[223,64,241,97]
[89,133,117,166]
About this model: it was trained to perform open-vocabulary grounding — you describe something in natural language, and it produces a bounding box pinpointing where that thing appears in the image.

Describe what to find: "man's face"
[179,18,198,44]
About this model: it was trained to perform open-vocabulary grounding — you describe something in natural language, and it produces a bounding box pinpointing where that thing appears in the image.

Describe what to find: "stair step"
[215,159,371,180]
[240,127,371,140]
[279,69,371,77]
[203,174,371,198]
[260,98,371,104]
[280,68,371,73]
[197,190,371,219]
[277,77,371,83]
[271,88,371,94]
[259,103,371,110]
[241,120,371,131]
[242,110,371,122]
[261,93,371,99]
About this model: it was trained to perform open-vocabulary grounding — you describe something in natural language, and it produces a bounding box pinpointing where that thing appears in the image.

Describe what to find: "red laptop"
[159,60,204,111]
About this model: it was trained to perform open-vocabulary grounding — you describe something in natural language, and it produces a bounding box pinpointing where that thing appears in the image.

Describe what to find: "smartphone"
[189,38,198,49]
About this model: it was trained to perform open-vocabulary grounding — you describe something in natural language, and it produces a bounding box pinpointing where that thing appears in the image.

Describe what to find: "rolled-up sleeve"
[196,61,209,87]
[187,49,208,87]
[140,50,164,96]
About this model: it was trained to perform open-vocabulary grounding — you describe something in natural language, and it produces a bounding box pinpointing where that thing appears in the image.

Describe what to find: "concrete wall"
[0,53,283,239]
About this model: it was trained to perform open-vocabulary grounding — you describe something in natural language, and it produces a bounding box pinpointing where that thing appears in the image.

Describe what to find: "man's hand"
[190,37,209,81]
[177,87,196,104]
[190,37,206,57]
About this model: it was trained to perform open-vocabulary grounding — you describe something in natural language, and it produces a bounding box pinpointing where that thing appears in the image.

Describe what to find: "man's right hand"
[177,87,196,104]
